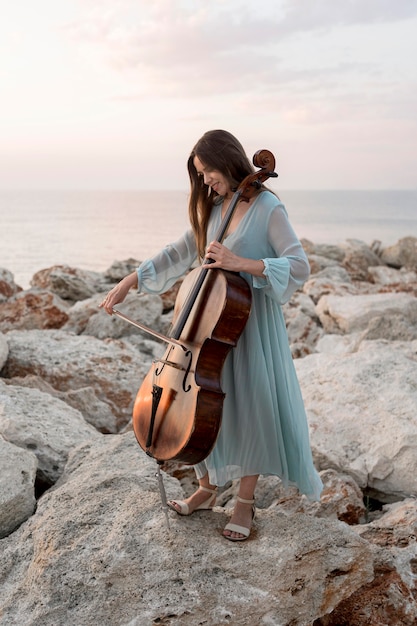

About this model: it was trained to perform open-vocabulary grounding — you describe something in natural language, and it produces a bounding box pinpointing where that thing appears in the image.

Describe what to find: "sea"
[1,189,416,289]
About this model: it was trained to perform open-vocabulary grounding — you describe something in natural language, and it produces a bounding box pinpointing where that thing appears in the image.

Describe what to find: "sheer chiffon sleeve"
[252,204,310,304]
[136,229,198,295]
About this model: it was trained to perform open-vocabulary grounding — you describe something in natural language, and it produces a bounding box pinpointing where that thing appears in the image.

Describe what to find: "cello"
[114,149,278,466]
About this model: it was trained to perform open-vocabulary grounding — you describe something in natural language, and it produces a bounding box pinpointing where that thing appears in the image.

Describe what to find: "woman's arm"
[100,229,198,315]
[99,271,138,314]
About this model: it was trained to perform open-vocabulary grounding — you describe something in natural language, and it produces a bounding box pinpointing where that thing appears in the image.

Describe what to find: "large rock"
[30,265,109,301]
[0,380,101,486]
[65,291,164,340]
[296,340,417,501]
[362,311,417,342]
[357,498,417,547]
[0,436,37,538]
[331,499,417,625]
[0,433,374,626]
[316,292,417,334]
[58,293,105,335]
[283,292,323,356]
[302,240,346,263]
[0,289,69,332]
[315,331,365,355]
[368,265,417,288]
[303,266,357,304]
[103,258,141,282]
[2,329,150,426]
[380,236,417,270]
[4,375,118,434]
[340,239,381,281]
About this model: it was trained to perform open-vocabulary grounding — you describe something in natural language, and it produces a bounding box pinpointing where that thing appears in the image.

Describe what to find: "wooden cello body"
[133,266,251,464]
[129,149,278,465]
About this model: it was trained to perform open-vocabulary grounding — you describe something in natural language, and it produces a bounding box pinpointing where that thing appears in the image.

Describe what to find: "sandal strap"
[237,496,255,505]
[199,486,217,495]
[224,522,250,538]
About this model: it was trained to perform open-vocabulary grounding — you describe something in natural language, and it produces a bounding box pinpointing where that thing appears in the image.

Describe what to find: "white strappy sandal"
[223,496,256,542]
[167,486,217,516]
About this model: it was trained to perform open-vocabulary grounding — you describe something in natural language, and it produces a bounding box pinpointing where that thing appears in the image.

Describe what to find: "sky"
[1,0,417,190]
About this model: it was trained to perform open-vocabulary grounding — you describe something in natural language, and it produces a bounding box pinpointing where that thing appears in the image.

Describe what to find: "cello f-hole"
[182,350,193,393]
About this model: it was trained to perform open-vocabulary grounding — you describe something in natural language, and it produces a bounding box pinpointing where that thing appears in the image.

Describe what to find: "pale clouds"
[61,0,417,146]
[279,0,417,29]
[64,0,417,99]
[1,0,416,189]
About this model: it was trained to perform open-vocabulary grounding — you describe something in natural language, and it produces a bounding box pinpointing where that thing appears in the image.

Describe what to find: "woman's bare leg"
[223,475,259,540]
[168,472,217,514]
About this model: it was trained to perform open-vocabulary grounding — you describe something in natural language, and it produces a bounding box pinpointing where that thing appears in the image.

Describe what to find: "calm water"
[1,189,416,288]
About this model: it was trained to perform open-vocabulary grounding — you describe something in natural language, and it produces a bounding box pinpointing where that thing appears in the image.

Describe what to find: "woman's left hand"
[205,241,242,271]
[205,241,266,277]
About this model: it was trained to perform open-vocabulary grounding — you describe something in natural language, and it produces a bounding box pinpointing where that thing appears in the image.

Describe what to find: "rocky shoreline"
[1,236,417,625]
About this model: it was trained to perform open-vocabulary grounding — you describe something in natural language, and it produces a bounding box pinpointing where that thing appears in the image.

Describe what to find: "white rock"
[296,341,417,500]
[368,265,417,286]
[339,238,381,281]
[316,292,417,334]
[380,236,417,270]
[282,293,323,355]
[63,291,164,340]
[0,435,37,538]
[83,292,164,339]
[5,375,118,434]
[352,498,417,623]
[0,433,374,626]
[303,265,356,304]
[3,329,150,426]
[315,332,365,355]
[0,380,101,485]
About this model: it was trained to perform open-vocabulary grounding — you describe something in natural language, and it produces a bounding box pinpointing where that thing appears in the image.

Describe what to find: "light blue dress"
[136,190,323,501]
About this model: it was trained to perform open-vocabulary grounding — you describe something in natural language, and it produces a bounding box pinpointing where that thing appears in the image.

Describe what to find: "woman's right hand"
[99,271,138,315]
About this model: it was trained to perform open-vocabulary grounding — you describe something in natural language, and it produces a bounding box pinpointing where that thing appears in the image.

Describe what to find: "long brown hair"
[187,130,255,260]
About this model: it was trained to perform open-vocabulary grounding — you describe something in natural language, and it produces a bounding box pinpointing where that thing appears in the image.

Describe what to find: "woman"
[100,130,323,541]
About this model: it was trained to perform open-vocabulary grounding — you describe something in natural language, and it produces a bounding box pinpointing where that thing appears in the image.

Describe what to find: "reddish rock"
[0,289,69,332]
[0,268,22,301]
[30,265,105,301]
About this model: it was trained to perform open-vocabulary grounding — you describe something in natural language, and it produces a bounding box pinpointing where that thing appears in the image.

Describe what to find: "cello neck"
[213,188,244,244]
[170,187,244,340]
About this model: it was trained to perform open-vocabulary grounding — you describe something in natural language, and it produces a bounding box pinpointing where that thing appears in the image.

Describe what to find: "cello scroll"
[237,149,278,202]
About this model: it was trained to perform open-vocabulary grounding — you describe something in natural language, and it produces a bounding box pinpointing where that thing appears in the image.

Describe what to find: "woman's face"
[193,155,232,198]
